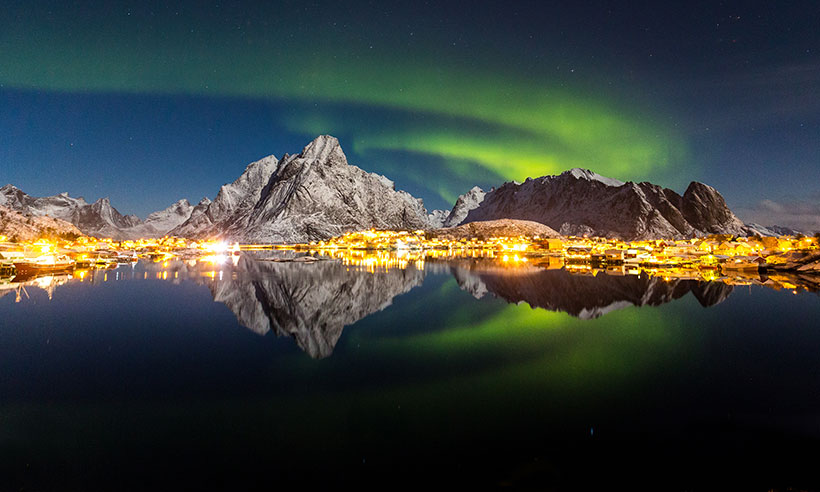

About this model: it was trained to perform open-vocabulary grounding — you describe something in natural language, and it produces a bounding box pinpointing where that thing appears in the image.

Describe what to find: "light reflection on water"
[0,252,819,489]
[2,251,817,358]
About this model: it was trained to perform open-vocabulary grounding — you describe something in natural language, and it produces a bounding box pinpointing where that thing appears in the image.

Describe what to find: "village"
[1,229,819,292]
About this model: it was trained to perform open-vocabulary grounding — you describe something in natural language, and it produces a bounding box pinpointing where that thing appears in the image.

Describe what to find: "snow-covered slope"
[745,223,805,237]
[0,205,83,241]
[443,186,486,227]
[459,170,749,240]
[432,218,562,240]
[565,168,625,187]
[142,199,194,235]
[426,209,449,229]
[0,185,89,222]
[171,155,279,239]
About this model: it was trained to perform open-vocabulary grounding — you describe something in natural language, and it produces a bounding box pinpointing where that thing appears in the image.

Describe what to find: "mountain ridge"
[456,168,751,240]
[1,137,799,242]
[0,184,197,240]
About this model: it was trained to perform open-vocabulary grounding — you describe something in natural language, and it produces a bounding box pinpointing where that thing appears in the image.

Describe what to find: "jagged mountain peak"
[684,180,720,199]
[139,198,196,236]
[560,168,625,187]
[176,135,429,243]
[444,186,486,228]
[145,198,193,220]
[680,180,747,235]
[299,134,347,166]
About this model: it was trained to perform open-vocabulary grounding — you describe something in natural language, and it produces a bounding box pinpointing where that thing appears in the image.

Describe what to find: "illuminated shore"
[1,228,819,282]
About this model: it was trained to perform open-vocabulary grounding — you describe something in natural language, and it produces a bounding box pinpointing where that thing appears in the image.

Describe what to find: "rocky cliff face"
[178,135,431,243]
[72,197,143,238]
[458,169,749,240]
[680,182,748,235]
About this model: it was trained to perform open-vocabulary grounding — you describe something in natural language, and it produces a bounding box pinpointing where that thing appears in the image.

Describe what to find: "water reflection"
[207,256,424,358]
[450,262,735,319]
[1,251,818,358]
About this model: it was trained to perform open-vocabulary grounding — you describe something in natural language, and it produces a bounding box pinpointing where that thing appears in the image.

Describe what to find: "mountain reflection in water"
[1,251,818,358]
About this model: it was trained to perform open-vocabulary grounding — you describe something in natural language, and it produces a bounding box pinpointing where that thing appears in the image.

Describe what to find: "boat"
[13,254,76,275]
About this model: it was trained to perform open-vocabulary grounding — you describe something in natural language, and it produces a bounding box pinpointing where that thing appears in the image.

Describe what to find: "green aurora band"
[0,4,689,203]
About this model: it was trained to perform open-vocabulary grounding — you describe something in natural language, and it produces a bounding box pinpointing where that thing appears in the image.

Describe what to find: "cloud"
[736,199,820,234]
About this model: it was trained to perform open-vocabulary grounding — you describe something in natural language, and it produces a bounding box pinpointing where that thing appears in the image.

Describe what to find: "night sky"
[1,1,818,230]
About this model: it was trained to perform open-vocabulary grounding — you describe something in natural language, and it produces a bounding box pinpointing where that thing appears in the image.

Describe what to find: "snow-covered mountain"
[71,197,143,238]
[455,169,750,240]
[0,184,196,239]
[443,186,486,227]
[0,205,83,241]
[2,139,766,243]
[173,135,431,243]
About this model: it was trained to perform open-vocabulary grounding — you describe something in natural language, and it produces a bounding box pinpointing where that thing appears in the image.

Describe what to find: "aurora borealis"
[1,1,818,224]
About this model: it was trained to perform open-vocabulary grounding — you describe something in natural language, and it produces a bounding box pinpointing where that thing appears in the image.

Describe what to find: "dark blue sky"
[1,0,818,229]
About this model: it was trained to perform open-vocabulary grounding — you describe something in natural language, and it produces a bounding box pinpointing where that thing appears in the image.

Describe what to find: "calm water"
[1,254,819,490]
